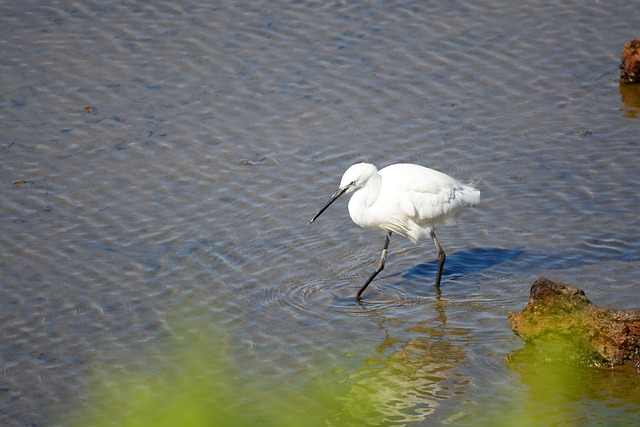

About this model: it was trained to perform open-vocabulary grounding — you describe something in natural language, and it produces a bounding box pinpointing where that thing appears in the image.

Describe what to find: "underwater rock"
[509,277,640,372]
[620,38,640,83]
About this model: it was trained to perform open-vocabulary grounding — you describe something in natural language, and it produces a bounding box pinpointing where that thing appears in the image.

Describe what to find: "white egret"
[310,162,480,299]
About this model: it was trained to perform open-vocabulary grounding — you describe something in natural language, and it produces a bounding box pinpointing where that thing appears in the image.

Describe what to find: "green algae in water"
[67,334,354,427]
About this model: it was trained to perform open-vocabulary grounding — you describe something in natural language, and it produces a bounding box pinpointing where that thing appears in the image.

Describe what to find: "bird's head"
[310,163,379,224]
[339,162,379,193]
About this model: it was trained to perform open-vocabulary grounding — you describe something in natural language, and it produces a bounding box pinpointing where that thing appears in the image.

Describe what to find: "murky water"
[2,1,639,425]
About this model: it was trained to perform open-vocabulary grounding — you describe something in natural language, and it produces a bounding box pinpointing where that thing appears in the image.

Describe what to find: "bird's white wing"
[378,164,479,239]
[400,186,461,223]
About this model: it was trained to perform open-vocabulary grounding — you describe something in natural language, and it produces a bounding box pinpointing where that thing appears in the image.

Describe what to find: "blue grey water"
[1,0,639,425]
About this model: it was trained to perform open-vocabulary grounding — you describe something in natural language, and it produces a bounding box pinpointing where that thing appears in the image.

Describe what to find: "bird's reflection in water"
[330,298,470,425]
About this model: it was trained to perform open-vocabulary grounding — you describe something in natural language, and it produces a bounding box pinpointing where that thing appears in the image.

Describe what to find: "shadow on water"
[401,246,639,284]
[402,248,525,281]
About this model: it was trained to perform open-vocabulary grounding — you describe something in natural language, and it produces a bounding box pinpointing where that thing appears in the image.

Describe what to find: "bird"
[310,162,480,299]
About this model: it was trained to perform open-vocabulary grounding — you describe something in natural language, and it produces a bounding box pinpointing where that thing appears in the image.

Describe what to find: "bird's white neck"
[347,173,381,226]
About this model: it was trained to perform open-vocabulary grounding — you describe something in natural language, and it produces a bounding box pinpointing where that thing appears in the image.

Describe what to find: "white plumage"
[310,162,480,299]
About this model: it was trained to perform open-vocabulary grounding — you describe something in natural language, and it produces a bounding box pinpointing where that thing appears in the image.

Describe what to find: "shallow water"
[1,0,639,425]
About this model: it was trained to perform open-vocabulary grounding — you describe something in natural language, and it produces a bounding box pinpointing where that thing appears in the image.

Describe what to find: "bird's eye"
[350,180,357,187]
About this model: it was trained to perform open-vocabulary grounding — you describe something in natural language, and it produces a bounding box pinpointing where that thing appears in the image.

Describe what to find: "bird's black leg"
[430,230,446,287]
[355,231,392,299]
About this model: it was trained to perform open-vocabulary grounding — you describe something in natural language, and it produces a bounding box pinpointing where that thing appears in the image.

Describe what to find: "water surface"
[1,1,639,425]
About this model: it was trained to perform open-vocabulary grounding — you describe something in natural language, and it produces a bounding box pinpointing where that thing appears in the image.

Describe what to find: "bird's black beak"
[310,186,349,224]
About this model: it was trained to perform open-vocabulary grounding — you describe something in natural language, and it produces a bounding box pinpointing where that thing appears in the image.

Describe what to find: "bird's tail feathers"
[461,184,481,207]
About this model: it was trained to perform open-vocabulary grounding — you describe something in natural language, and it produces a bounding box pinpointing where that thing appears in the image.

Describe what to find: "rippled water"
[2,1,639,426]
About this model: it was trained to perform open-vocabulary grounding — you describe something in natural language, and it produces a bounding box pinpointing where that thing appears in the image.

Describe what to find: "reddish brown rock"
[620,38,640,83]
[509,277,640,372]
